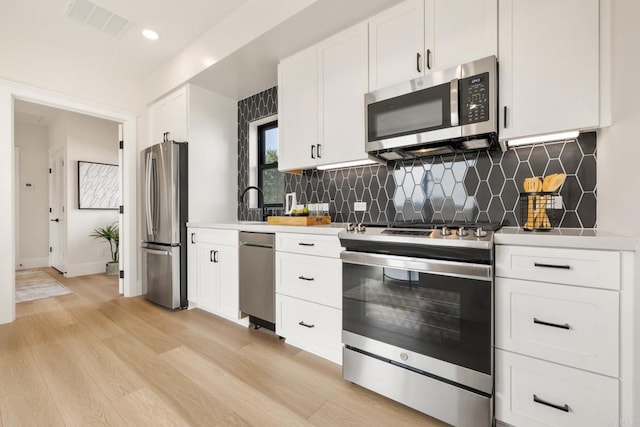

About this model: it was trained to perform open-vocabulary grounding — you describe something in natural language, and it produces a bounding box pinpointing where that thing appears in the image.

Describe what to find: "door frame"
[0,79,139,325]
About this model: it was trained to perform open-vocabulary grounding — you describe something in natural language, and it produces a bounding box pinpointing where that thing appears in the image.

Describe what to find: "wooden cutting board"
[266,216,331,226]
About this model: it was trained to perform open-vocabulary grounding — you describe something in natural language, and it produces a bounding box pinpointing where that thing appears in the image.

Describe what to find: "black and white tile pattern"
[238,87,597,227]
[237,87,279,221]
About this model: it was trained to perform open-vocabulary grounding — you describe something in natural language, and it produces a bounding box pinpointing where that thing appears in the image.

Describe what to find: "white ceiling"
[190,0,402,100]
[0,0,248,85]
[1,0,403,108]
[14,100,62,126]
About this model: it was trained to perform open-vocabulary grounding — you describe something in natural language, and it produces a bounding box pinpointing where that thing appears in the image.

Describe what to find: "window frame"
[257,120,282,208]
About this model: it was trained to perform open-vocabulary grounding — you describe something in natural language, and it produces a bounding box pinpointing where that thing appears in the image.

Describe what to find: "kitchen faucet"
[240,186,267,221]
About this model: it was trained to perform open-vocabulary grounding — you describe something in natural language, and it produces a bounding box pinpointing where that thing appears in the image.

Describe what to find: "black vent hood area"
[368,133,498,162]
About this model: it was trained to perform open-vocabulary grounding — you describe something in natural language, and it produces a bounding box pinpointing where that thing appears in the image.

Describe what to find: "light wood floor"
[0,269,446,426]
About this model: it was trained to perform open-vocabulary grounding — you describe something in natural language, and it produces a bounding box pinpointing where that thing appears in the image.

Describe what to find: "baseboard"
[64,261,108,278]
[16,257,49,270]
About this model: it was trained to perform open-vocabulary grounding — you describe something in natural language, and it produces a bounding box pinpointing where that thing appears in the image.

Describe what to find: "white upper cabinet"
[368,0,425,91]
[279,23,369,171]
[278,47,319,171]
[317,23,369,166]
[425,0,497,71]
[149,86,188,143]
[368,0,497,92]
[498,0,600,141]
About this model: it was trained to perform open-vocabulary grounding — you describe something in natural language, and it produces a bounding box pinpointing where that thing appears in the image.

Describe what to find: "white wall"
[597,0,640,419]
[188,85,238,223]
[14,121,49,269]
[49,111,119,277]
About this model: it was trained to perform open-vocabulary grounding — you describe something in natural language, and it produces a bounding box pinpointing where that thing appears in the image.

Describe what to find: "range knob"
[440,226,451,236]
[346,223,355,232]
[356,223,366,233]
[456,226,469,237]
[474,227,488,238]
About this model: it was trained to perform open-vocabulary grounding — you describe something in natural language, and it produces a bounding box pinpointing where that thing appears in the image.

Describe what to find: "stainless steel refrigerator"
[141,138,188,309]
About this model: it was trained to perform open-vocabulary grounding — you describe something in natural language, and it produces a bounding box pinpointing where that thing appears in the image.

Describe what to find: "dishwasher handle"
[240,242,274,249]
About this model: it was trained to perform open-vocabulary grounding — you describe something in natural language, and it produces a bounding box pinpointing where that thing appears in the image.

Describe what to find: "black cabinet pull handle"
[210,250,215,262]
[311,145,316,159]
[213,251,219,263]
[317,144,322,158]
[416,52,421,73]
[298,321,315,328]
[191,233,196,244]
[298,276,315,281]
[534,262,571,270]
[533,394,570,413]
[426,49,431,70]
[503,106,508,128]
[50,218,60,222]
[533,318,571,330]
[298,242,315,247]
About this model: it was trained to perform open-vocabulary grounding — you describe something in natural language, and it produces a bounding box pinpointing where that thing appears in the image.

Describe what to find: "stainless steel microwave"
[365,55,497,161]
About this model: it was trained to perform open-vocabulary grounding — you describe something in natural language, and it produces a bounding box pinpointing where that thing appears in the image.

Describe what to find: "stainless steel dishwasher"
[239,232,275,330]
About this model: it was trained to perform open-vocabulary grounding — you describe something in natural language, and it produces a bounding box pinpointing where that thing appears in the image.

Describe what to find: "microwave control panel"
[459,72,490,125]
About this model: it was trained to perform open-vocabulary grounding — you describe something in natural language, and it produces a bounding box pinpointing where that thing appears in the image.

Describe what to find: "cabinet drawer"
[190,228,238,247]
[276,294,341,364]
[496,278,619,377]
[276,252,341,308]
[276,233,342,258]
[495,350,618,427]
[495,245,620,290]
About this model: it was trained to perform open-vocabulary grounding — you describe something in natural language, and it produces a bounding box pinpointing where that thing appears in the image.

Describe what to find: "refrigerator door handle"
[145,152,154,237]
[152,155,159,233]
[143,247,171,257]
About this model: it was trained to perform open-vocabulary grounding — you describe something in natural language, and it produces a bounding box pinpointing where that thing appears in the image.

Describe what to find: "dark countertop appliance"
[339,222,499,427]
[365,55,497,161]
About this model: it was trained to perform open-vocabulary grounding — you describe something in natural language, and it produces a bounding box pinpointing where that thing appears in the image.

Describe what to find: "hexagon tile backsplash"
[282,132,597,228]
[237,87,597,227]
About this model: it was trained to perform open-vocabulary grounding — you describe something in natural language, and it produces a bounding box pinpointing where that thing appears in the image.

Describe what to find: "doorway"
[0,80,138,325]
[48,146,64,273]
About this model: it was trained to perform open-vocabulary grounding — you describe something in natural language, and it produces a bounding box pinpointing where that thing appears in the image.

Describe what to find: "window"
[257,121,283,207]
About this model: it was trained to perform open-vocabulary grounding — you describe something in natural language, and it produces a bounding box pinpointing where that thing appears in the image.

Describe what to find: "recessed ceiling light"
[142,29,159,40]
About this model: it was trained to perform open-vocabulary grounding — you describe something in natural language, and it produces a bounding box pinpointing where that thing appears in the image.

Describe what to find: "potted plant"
[90,223,119,276]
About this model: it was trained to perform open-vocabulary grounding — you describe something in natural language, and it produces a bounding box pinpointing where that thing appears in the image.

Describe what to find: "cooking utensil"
[523,177,542,229]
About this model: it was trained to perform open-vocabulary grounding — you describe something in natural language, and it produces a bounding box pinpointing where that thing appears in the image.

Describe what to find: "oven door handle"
[340,251,492,281]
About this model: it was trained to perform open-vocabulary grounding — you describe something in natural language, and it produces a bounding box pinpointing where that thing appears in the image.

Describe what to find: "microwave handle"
[450,78,459,127]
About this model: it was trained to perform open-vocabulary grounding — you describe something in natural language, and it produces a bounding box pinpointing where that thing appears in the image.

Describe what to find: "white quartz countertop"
[187,221,347,236]
[495,227,637,251]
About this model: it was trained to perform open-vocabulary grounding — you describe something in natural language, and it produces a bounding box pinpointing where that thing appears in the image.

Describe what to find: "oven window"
[343,264,491,374]
[368,82,452,142]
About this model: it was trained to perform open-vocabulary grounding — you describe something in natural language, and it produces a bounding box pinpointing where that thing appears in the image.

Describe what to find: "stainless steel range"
[339,222,498,427]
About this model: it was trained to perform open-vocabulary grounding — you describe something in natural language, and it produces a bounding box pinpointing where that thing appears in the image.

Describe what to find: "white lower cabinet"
[187,227,246,325]
[496,350,619,427]
[275,233,342,364]
[276,294,341,364]
[495,243,626,427]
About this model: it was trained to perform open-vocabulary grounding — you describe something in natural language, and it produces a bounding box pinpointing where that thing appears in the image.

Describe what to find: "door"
[426,0,497,71]
[142,243,181,309]
[14,147,20,269]
[48,147,65,273]
[317,23,369,166]
[498,0,599,140]
[196,242,220,313]
[277,47,318,171]
[368,0,425,91]
[143,141,179,244]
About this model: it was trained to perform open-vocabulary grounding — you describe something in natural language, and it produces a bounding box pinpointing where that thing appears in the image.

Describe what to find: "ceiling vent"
[64,0,131,39]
